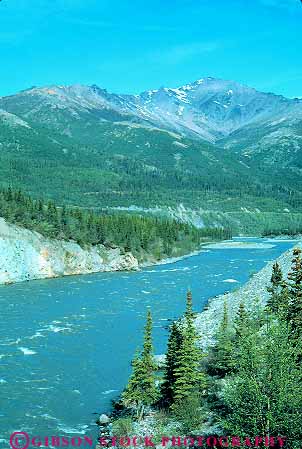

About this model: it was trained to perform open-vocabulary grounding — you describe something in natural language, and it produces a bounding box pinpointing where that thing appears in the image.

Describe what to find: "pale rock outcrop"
[0,218,138,285]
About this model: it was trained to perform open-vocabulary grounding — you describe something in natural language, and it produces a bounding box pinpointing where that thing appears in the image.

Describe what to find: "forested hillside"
[0,84,301,213]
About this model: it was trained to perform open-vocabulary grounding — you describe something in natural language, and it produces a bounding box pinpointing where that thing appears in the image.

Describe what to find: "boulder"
[98,414,110,425]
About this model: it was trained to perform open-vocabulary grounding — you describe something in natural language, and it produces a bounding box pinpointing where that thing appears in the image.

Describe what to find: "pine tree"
[266,262,284,314]
[122,309,158,415]
[37,199,43,213]
[185,289,194,320]
[172,291,206,406]
[234,302,250,339]
[161,321,183,407]
[222,321,302,446]
[121,352,144,409]
[287,248,302,339]
[221,299,228,329]
[141,309,157,378]
[207,300,234,377]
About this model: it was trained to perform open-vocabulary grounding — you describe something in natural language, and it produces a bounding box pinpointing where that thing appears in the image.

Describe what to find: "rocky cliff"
[0,217,138,285]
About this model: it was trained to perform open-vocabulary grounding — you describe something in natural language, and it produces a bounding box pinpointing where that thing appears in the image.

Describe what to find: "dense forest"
[1,113,302,236]
[1,116,302,219]
[262,226,302,237]
[0,188,231,261]
[111,248,302,448]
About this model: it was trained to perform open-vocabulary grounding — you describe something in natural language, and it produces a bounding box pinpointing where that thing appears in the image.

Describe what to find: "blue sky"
[0,0,301,97]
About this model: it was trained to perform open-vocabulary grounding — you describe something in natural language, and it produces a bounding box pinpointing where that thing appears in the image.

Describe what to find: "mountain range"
[0,77,302,233]
[2,77,302,140]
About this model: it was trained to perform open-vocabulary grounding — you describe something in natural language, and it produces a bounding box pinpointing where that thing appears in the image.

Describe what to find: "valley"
[1,0,301,444]
[1,78,301,441]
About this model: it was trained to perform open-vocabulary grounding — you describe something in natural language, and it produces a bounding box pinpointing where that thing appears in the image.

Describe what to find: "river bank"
[202,240,275,250]
[0,217,139,285]
[0,217,227,285]
[102,242,302,443]
[140,242,213,268]
[194,241,302,349]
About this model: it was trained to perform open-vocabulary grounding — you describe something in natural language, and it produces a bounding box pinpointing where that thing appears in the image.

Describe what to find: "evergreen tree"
[172,291,206,405]
[160,321,183,407]
[234,302,250,339]
[266,262,284,314]
[287,247,302,339]
[185,289,194,320]
[121,352,144,409]
[141,309,158,380]
[221,299,228,330]
[207,300,234,377]
[222,321,302,448]
[122,309,158,415]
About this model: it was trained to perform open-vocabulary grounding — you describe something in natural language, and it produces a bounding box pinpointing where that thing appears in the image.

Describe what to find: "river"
[0,238,297,444]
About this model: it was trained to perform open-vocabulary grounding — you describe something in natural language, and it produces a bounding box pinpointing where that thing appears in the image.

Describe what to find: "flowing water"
[0,238,297,444]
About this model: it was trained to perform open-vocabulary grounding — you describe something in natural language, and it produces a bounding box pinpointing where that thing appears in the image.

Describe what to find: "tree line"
[0,187,231,260]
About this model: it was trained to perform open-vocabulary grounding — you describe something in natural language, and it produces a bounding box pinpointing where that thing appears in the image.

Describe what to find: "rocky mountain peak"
[1,77,302,142]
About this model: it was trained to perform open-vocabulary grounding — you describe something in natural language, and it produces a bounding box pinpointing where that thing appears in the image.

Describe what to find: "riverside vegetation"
[0,187,231,263]
[111,248,302,448]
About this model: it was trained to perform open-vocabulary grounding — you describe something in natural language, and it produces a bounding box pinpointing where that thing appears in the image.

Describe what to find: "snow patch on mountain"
[2,77,302,144]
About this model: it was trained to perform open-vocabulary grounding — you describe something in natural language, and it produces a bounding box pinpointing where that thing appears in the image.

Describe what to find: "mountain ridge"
[1,77,302,143]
